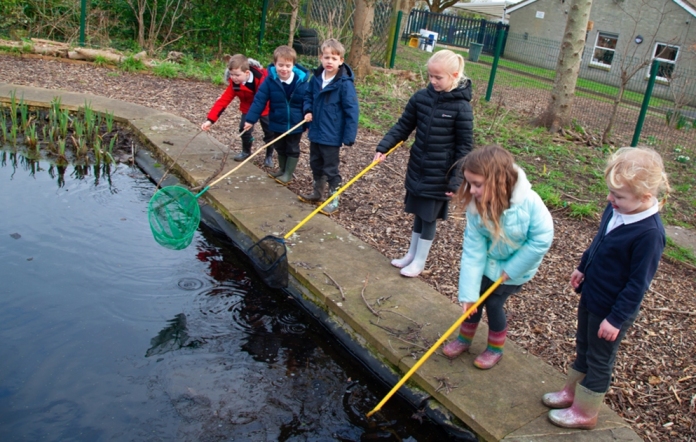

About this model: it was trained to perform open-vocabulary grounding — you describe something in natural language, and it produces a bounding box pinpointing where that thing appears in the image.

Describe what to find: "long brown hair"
[455,145,518,242]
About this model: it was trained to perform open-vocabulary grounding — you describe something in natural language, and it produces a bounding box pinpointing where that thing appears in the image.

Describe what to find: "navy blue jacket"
[376,81,473,198]
[303,64,359,146]
[577,203,665,328]
[246,63,310,134]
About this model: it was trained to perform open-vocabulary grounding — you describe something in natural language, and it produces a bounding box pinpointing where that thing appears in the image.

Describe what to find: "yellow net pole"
[366,276,504,418]
[283,141,404,240]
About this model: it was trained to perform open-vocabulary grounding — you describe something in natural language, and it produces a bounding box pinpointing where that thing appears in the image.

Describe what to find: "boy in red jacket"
[201,54,274,165]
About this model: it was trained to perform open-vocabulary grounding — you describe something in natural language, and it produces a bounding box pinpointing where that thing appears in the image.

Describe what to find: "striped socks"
[473,327,507,369]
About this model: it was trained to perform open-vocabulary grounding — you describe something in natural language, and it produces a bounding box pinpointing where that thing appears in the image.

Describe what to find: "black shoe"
[234,151,251,162]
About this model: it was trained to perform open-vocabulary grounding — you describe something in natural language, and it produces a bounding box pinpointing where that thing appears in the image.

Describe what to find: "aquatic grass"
[93,136,102,164]
[9,90,19,129]
[105,111,114,133]
[83,101,96,141]
[25,121,38,151]
[1,119,7,143]
[58,138,67,158]
[58,109,70,139]
[19,98,28,132]
[108,134,117,156]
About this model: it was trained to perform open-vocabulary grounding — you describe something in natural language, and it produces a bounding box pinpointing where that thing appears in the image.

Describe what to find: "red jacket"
[206,65,270,122]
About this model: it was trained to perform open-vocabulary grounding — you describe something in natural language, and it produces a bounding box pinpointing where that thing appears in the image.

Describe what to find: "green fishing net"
[148,186,201,250]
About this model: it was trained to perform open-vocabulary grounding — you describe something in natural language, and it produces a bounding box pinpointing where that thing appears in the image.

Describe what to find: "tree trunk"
[347,0,375,80]
[602,83,625,144]
[537,0,593,132]
[288,0,299,47]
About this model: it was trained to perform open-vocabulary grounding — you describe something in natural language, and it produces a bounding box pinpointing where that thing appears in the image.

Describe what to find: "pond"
[0,151,457,441]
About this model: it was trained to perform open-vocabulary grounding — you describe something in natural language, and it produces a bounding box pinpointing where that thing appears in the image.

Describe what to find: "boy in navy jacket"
[301,38,359,214]
[245,45,310,184]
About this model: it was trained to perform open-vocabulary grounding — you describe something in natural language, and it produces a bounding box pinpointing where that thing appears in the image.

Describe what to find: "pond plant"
[1,90,122,166]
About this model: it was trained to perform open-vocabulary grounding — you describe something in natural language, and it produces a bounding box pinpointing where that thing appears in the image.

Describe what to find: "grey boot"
[543,368,586,409]
[275,156,298,185]
[263,146,274,168]
[269,155,287,178]
[400,238,433,277]
[391,231,420,268]
[299,176,327,204]
[234,139,252,161]
[321,186,340,215]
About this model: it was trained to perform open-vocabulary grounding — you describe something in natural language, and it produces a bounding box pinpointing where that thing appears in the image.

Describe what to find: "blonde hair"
[321,38,345,57]
[227,54,249,72]
[428,49,467,92]
[605,147,671,208]
[455,145,518,242]
[274,45,297,63]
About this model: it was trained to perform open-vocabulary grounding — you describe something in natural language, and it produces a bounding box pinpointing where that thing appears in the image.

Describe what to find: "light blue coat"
[458,167,554,303]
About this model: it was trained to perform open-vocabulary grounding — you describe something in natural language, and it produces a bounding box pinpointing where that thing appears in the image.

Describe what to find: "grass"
[665,237,696,267]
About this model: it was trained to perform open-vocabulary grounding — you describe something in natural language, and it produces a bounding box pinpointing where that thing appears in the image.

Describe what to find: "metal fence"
[301,0,396,67]
[483,31,696,158]
[402,10,509,55]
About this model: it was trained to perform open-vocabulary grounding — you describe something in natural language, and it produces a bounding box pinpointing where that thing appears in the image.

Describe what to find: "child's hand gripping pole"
[195,119,307,198]
[365,276,505,418]
[283,141,404,240]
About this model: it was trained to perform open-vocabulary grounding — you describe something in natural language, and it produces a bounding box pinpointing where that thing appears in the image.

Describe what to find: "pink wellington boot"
[548,384,606,430]
[473,327,507,369]
[443,322,479,358]
[542,368,586,408]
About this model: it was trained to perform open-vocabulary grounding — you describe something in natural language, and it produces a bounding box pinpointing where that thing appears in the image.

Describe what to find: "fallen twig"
[323,271,346,301]
[362,273,380,317]
[645,307,696,316]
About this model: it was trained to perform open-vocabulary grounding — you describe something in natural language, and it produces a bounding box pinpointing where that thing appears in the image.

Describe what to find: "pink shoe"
[473,327,506,370]
[443,339,471,358]
[442,322,478,359]
[548,384,605,430]
[542,368,586,408]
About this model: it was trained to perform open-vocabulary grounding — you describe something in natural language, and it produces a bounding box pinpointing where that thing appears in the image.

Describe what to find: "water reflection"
[0,151,460,441]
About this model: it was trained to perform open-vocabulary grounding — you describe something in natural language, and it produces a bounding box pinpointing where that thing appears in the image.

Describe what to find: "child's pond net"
[246,235,288,288]
[148,186,201,250]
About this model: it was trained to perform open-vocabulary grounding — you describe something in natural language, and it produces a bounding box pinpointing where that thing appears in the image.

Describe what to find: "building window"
[591,32,618,67]
[652,43,679,81]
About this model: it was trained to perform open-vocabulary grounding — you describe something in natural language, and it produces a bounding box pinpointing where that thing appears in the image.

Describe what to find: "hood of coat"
[268,63,310,83]
[467,165,533,215]
[312,63,355,85]
[426,78,472,102]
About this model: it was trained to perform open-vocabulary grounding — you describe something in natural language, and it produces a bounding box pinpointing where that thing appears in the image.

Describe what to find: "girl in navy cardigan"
[543,147,670,430]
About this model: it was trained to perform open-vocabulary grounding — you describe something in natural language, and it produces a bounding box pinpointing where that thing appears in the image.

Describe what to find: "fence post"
[258,0,269,53]
[485,24,506,102]
[79,0,86,47]
[389,11,403,69]
[631,59,659,147]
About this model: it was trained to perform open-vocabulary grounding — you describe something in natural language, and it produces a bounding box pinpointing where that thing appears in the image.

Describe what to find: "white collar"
[280,71,295,84]
[615,199,659,225]
[246,71,254,84]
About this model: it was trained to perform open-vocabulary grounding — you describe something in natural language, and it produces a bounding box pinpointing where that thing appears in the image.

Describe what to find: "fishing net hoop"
[148,186,201,250]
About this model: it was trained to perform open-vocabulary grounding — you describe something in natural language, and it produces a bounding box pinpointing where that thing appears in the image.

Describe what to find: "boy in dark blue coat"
[301,38,359,214]
[245,45,310,184]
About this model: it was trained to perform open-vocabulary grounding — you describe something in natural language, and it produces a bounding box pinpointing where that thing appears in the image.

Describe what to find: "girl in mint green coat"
[443,145,554,369]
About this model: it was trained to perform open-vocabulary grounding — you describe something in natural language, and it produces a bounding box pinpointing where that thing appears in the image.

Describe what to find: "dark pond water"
[0,151,454,441]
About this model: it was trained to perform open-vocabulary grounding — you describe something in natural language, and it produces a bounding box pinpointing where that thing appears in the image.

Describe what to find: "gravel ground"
[2,53,694,441]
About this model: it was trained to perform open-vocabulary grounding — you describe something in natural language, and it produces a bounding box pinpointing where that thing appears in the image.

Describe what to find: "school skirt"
[404,191,449,222]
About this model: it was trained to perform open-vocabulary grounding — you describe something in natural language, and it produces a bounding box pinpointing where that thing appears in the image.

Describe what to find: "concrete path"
[0,83,643,441]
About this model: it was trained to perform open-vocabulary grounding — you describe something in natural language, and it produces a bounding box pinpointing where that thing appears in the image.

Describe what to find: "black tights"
[413,216,437,241]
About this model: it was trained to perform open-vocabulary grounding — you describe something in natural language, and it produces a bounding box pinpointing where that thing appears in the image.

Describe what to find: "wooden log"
[73,47,124,63]
[30,38,69,48]
[33,46,69,57]
[0,39,24,50]
[68,50,89,60]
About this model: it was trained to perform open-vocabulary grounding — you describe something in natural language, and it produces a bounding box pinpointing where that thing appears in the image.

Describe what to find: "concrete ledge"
[0,84,643,441]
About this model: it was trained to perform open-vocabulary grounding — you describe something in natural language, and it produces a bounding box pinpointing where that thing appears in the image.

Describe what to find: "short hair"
[274,45,297,63]
[428,49,467,92]
[227,54,249,72]
[605,147,671,205]
[321,38,345,57]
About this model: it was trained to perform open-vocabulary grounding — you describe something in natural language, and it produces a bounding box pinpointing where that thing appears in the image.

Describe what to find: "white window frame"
[590,32,619,68]
[650,42,680,82]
